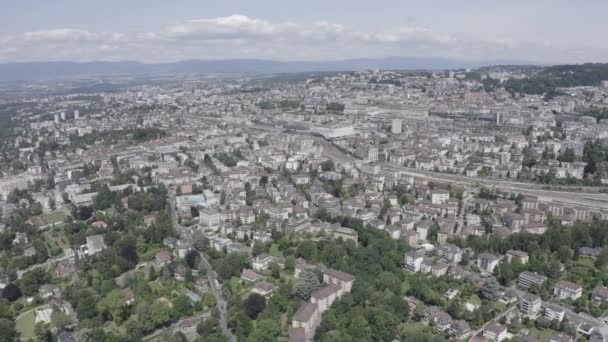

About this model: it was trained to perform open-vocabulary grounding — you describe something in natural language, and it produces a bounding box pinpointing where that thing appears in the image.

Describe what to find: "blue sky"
[1,0,607,63]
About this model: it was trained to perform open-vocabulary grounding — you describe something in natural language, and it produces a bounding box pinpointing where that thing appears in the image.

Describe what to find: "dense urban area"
[2,63,608,342]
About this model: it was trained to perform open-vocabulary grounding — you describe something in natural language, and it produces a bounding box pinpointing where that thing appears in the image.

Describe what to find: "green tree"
[98,289,126,323]
[480,278,500,301]
[170,331,187,342]
[0,318,16,342]
[244,293,266,319]
[348,314,372,341]
[51,310,70,330]
[294,270,320,300]
[247,319,279,342]
[202,293,217,308]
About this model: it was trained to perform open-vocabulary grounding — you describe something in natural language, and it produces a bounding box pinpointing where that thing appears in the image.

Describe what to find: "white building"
[430,190,450,205]
[554,280,583,300]
[405,251,425,272]
[477,253,500,274]
[391,119,402,134]
[199,208,221,228]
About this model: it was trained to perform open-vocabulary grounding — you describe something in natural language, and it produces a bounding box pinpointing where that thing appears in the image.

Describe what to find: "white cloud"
[23,29,102,43]
[358,27,452,45]
[166,15,276,40]
[0,14,599,63]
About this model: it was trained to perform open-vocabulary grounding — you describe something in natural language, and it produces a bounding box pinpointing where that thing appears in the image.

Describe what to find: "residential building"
[506,250,529,264]
[405,251,425,272]
[483,323,508,341]
[554,280,583,300]
[518,271,547,290]
[477,253,500,274]
[435,244,463,263]
[519,293,542,319]
[543,303,565,323]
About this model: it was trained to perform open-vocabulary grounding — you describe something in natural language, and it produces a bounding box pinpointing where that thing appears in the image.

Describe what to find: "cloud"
[166,15,276,40]
[23,29,99,43]
[358,27,453,45]
[0,14,599,63]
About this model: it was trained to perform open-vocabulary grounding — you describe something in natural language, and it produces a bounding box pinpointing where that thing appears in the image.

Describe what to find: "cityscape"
[1,2,608,342]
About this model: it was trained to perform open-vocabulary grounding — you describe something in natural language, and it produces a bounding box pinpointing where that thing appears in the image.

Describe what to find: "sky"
[1,0,607,64]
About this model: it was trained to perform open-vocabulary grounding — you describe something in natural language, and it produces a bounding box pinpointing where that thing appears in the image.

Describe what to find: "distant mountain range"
[0,57,537,81]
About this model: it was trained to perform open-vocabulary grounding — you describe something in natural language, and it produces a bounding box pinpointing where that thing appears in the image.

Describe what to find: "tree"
[480,278,500,301]
[295,240,316,260]
[247,319,279,342]
[170,332,187,342]
[244,293,266,319]
[270,262,281,279]
[557,246,573,263]
[215,253,248,281]
[546,260,562,279]
[98,289,126,323]
[497,262,515,286]
[559,148,576,163]
[0,318,16,342]
[185,250,199,269]
[367,308,397,342]
[1,283,21,302]
[348,314,372,341]
[234,311,252,339]
[34,322,52,341]
[252,241,266,257]
[202,293,217,308]
[321,160,335,172]
[174,295,193,316]
[596,248,608,268]
[51,310,70,330]
[19,268,50,296]
[259,176,269,187]
[77,205,94,220]
[294,270,320,300]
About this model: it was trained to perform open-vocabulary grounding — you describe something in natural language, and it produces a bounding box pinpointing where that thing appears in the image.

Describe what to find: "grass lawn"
[229,276,242,293]
[42,224,69,252]
[148,280,165,293]
[400,322,436,337]
[401,278,411,294]
[467,294,482,307]
[15,310,36,340]
[104,321,126,336]
[528,327,558,340]
[494,302,507,313]
[269,244,283,257]
[42,210,67,225]
[573,257,595,268]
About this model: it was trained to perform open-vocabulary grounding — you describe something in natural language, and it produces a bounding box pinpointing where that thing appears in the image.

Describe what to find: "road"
[470,306,517,339]
[142,312,210,341]
[168,192,236,342]
[509,286,608,339]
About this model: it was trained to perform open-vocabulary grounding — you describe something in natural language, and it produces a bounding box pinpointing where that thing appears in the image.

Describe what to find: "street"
[168,192,236,342]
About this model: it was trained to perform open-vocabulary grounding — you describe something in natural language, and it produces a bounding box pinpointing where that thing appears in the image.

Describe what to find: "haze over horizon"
[1,0,608,65]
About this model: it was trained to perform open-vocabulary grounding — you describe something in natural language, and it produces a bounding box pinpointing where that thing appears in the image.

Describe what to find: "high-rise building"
[60,112,66,121]
[391,119,402,134]
[74,110,80,120]
[54,114,59,124]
